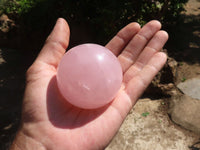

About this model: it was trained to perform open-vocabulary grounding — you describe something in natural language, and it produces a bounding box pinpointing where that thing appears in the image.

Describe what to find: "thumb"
[36,18,70,68]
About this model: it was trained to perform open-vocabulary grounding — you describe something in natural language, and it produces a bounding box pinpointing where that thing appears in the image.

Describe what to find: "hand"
[10,18,168,150]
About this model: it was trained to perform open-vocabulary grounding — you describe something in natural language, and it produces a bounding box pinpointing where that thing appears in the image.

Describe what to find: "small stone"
[168,83,174,89]
[3,124,13,130]
[0,14,9,21]
[0,48,6,64]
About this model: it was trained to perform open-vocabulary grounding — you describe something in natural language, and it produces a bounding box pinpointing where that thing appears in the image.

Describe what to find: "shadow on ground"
[167,14,200,64]
[0,48,27,149]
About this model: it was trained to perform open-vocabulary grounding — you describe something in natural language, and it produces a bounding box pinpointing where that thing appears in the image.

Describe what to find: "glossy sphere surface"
[57,44,122,109]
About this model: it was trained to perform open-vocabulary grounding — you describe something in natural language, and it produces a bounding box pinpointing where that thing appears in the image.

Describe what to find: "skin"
[10,18,168,150]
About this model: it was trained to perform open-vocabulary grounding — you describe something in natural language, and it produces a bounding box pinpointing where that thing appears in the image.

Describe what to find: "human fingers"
[107,52,167,122]
[105,22,140,56]
[125,52,167,103]
[123,30,168,83]
[118,20,161,73]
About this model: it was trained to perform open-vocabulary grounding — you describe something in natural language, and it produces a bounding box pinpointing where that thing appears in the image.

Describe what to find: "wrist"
[10,129,46,150]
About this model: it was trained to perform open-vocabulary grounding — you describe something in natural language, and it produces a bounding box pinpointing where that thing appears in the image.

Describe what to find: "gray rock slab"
[177,78,200,100]
[168,95,200,134]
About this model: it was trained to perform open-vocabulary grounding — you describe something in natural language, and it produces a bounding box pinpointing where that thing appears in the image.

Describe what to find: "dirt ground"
[0,0,200,149]
[167,0,200,83]
[106,98,200,150]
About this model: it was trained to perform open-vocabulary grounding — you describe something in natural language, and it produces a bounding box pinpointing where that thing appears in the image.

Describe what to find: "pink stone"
[56,43,122,109]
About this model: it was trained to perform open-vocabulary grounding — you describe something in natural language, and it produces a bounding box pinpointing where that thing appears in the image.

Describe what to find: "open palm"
[14,18,168,150]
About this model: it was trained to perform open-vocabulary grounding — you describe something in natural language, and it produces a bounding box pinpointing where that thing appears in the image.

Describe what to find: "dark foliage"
[0,0,189,45]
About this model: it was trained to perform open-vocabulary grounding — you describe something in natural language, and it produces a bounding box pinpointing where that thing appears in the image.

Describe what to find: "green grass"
[181,77,187,82]
[142,112,150,117]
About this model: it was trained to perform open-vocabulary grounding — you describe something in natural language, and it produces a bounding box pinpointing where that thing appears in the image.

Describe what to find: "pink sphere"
[56,43,122,109]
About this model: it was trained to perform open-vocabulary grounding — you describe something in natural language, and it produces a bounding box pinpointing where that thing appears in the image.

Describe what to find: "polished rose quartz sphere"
[56,43,122,109]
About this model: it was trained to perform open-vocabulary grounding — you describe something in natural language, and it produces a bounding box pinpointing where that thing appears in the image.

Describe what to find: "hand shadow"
[47,76,109,129]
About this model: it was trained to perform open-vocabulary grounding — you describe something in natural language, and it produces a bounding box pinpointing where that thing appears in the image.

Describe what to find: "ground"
[106,99,200,150]
[0,0,200,149]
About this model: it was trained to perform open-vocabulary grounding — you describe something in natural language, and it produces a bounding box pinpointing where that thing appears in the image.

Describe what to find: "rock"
[168,95,200,134]
[0,14,15,33]
[160,55,178,84]
[167,56,178,80]
[177,78,200,100]
[106,98,198,150]
[0,14,9,22]
[144,56,177,98]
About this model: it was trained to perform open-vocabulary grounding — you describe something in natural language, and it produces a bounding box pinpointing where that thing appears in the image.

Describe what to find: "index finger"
[105,22,140,56]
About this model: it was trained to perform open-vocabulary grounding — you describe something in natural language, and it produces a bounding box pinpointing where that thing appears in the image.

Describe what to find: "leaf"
[142,112,150,117]
[181,77,187,82]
